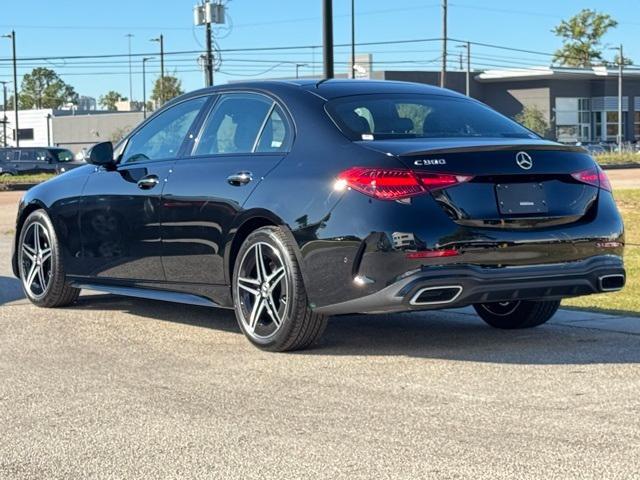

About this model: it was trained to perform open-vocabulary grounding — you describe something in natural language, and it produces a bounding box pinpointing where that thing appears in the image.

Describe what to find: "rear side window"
[326,94,537,141]
[122,96,207,164]
[55,150,74,162]
[193,93,273,155]
[255,105,291,152]
[19,149,35,161]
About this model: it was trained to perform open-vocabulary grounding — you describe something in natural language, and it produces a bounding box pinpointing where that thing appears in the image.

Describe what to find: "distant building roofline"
[476,66,640,82]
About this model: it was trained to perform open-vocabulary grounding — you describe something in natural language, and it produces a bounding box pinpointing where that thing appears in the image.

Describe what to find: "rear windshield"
[326,94,538,141]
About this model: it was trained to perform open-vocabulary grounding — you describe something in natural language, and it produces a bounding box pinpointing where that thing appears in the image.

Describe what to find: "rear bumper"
[314,255,625,315]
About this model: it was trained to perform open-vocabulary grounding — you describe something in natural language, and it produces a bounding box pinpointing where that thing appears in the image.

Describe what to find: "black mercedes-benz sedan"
[11,80,625,351]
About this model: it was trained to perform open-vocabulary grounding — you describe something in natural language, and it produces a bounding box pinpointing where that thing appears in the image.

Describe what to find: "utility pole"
[440,0,447,88]
[323,0,334,78]
[457,42,470,96]
[125,33,134,104]
[2,31,18,146]
[617,43,623,149]
[0,81,7,147]
[142,57,153,119]
[151,35,165,105]
[351,0,355,79]
[194,2,224,87]
[295,63,308,79]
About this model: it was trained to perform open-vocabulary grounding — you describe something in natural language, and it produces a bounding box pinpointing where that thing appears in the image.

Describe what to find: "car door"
[17,149,37,174]
[78,95,209,282]
[161,92,293,286]
[33,149,53,174]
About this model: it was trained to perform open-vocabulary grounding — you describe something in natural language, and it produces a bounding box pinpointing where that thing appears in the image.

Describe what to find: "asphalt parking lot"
[1,190,639,479]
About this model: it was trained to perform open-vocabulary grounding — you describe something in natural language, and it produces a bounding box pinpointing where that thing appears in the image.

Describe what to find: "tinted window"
[255,105,291,152]
[193,93,273,155]
[326,94,537,140]
[54,149,74,162]
[19,149,35,161]
[35,149,49,162]
[122,96,207,164]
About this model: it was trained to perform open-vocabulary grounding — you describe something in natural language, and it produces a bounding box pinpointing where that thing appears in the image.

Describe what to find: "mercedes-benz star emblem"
[515,151,533,170]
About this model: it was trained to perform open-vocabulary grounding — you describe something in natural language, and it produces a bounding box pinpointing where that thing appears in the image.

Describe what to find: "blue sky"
[1,1,638,102]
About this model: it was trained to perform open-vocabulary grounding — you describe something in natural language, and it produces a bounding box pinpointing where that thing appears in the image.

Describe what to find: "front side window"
[122,96,207,164]
[326,94,537,140]
[194,93,273,155]
[19,149,35,161]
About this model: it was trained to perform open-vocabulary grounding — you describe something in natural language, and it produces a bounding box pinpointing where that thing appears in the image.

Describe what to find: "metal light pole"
[0,81,7,147]
[322,0,334,78]
[125,33,134,103]
[457,42,471,96]
[142,57,153,119]
[151,35,165,105]
[351,0,355,79]
[2,31,19,147]
[295,63,308,79]
[440,0,447,88]
[617,44,623,149]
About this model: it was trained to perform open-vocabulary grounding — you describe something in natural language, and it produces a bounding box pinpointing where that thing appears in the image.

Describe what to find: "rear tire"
[473,300,560,329]
[18,210,80,308]
[232,226,327,352]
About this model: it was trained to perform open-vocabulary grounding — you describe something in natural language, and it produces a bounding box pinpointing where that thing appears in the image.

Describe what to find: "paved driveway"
[1,191,639,479]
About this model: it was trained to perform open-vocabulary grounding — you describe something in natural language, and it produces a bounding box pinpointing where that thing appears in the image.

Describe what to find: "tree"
[19,67,77,109]
[552,9,618,67]
[99,91,127,111]
[151,75,184,106]
[515,105,549,137]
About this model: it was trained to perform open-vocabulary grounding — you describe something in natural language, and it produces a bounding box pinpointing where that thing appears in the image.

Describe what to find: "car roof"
[182,79,464,102]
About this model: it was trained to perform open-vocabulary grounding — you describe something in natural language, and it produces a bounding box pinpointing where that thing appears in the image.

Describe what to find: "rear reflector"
[405,249,459,259]
[571,166,612,192]
[337,167,473,200]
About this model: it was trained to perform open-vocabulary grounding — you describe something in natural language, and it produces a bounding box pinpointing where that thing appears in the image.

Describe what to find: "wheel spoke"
[238,281,260,297]
[265,294,282,327]
[37,265,47,291]
[40,247,52,263]
[26,263,38,290]
[267,267,285,293]
[249,298,265,332]
[33,223,41,253]
[22,244,36,262]
[255,244,268,282]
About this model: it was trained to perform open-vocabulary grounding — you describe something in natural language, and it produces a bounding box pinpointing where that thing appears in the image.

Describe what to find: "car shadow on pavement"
[0,276,24,305]
[74,294,239,333]
[66,294,640,365]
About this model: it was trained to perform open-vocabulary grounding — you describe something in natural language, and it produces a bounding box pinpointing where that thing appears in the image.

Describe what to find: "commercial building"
[1,109,144,153]
[381,66,640,144]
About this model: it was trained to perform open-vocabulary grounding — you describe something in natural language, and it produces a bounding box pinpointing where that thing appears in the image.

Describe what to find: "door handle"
[137,174,159,190]
[227,171,253,186]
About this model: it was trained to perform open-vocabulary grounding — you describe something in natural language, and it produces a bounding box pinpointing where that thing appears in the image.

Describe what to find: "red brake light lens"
[336,167,473,200]
[571,166,612,192]
[405,249,460,259]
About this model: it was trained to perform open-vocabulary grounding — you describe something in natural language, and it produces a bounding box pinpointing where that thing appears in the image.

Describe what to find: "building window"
[605,112,626,141]
[14,128,34,141]
[634,112,640,140]
[555,97,590,143]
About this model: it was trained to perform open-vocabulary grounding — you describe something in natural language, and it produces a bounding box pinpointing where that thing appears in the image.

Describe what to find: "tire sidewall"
[18,210,62,306]
[232,227,301,349]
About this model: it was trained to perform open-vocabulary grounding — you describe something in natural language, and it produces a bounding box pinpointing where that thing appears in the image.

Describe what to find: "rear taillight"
[571,166,612,192]
[336,167,473,200]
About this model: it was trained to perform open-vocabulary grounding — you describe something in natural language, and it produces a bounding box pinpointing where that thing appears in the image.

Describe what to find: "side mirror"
[87,141,115,167]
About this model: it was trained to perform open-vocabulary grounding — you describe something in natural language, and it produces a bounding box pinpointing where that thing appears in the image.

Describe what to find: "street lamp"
[295,63,308,79]
[150,35,165,105]
[456,42,471,96]
[2,31,19,147]
[142,57,154,119]
[0,80,8,147]
[125,33,134,104]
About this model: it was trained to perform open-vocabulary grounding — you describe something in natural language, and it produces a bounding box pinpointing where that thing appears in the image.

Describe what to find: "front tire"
[473,300,560,329]
[232,226,327,352]
[18,210,80,307]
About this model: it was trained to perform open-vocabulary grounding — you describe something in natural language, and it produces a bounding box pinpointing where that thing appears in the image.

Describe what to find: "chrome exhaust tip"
[410,285,463,306]
[598,274,625,292]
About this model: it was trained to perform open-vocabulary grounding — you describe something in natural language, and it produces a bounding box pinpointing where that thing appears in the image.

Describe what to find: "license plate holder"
[496,183,548,215]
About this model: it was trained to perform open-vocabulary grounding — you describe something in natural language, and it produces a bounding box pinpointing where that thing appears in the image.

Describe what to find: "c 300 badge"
[414,158,447,166]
